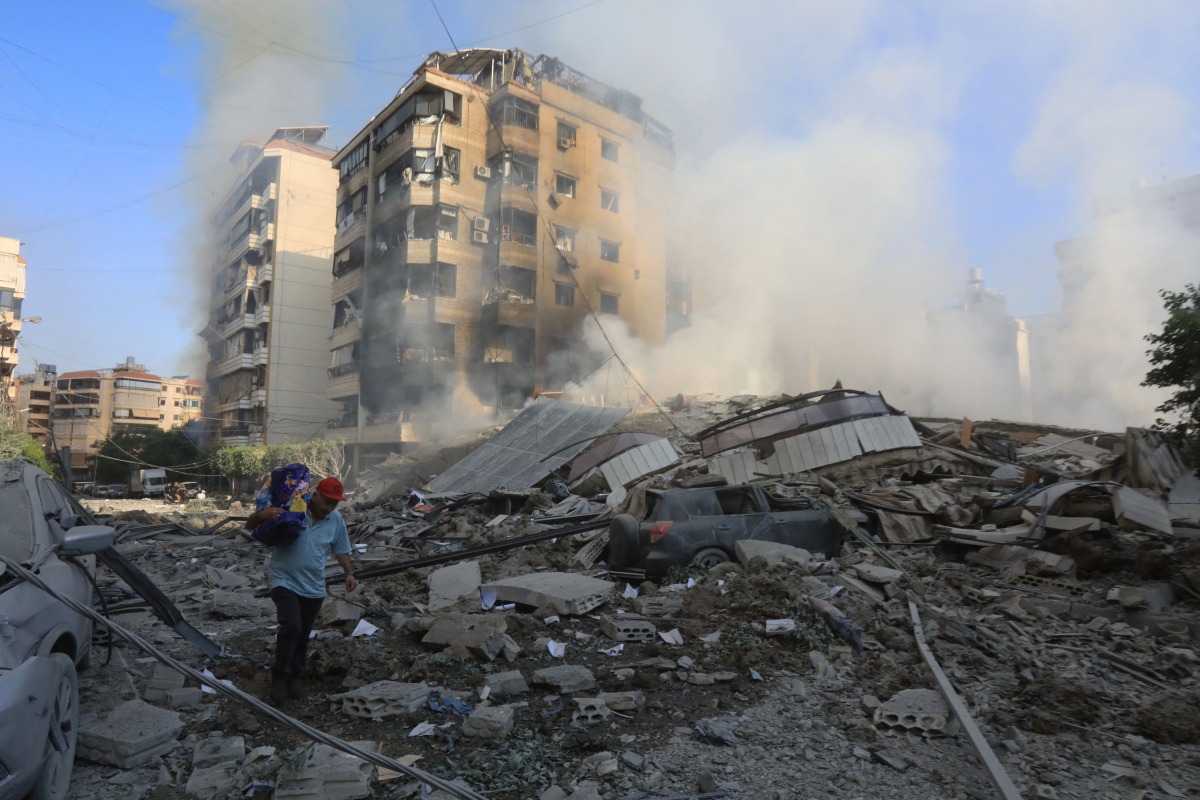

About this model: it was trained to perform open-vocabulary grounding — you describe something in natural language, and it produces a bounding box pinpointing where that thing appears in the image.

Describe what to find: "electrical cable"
[0,552,489,800]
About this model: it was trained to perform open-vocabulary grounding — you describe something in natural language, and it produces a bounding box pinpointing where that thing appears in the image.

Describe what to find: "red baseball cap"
[315,477,348,501]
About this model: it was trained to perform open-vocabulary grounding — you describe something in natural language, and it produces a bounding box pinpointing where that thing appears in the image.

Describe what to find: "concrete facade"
[323,49,674,470]
[202,127,340,447]
[14,363,56,447]
[0,236,28,401]
[51,357,205,481]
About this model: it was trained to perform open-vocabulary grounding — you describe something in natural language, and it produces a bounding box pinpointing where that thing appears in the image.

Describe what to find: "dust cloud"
[164,1,1200,434]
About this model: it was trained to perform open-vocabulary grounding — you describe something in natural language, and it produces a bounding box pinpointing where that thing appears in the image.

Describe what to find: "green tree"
[1143,284,1200,468]
[0,404,51,473]
[92,427,208,484]
[210,440,345,496]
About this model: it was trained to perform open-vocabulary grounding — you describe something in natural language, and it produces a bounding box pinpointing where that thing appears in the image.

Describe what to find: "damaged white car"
[0,459,115,800]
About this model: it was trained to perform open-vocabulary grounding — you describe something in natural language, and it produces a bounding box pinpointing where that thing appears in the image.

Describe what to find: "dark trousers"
[269,587,323,683]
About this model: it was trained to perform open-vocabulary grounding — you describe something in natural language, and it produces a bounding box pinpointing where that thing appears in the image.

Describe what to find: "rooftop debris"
[49,390,1200,799]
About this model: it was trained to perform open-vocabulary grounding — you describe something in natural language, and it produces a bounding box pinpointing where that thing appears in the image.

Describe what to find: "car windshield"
[0,482,35,564]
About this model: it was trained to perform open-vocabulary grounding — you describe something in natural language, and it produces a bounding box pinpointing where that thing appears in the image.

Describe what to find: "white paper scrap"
[351,619,379,637]
[544,615,560,626]
[622,584,638,599]
[659,628,684,645]
[699,631,722,643]
[408,721,437,737]
[765,619,796,636]
[547,639,566,658]
[480,588,497,610]
[600,643,625,656]
[478,686,491,701]
[687,577,696,589]
[354,543,367,553]
[199,668,233,694]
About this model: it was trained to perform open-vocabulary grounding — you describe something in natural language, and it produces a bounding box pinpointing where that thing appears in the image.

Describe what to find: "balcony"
[254,305,271,326]
[376,237,434,266]
[335,211,366,247]
[210,352,254,378]
[255,263,273,285]
[327,415,358,430]
[330,321,362,350]
[401,297,462,327]
[487,126,540,157]
[220,269,254,305]
[326,364,360,399]
[251,389,266,407]
[498,239,538,269]
[331,265,363,298]
[259,222,276,242]
[483,293,537,328]
[252,347,269,367]
[219,313,254,339]
[214,395,253,412]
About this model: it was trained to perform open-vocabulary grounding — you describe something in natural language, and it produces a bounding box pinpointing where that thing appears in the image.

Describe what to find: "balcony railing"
[328,416,358,429]
[328,362,360,378]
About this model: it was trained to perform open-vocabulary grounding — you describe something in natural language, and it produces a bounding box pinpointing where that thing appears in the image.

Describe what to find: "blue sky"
[3,1,1200,427]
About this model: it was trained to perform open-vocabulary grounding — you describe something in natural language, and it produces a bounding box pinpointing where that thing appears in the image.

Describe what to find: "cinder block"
[631,595,684,616]
[274,741,377,800]
[338,681,431,720]
[596,691,645,711]
[463,705,514,738]
[600,616,656,643]
[78,699,183,768]
[873,689,958,736]
[483,670,529,698]
[573,697,610,725]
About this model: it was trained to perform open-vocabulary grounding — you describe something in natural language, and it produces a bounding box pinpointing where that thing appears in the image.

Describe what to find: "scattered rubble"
[48,392,1200,799]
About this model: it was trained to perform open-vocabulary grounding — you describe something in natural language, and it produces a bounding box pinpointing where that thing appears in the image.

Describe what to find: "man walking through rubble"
[245,475,357,704]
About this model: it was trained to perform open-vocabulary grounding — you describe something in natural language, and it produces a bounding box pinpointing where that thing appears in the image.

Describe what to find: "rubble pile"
[60,391,1199,800]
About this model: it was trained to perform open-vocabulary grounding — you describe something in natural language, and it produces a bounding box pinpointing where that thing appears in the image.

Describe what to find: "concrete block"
[600,616,656,643]
[142,662,186,702]
[185,763,242,799]
[852,563,904,584]
[78,698,183,768]
[573,697,611,724]
[422,615,508,660]
[274,741,377,800]
[620,751,646,771]
[596,691,645,711]
[166,687,205,707]
[319,599,363,626]
[631,595,684,616]
[462,705,515,738]
[481,572,615,616]
[531,664,597,694]
[734,540,811,570]
[874,689,958,736]
[428,560,482,610]
[483,670,529,698]
[338,681,431,719]
[192,735,245,769]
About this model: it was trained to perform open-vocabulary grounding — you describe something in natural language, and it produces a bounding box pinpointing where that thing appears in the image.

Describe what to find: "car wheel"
[606,514,640,569]
[691,547,730,569]
[30,653,79,800]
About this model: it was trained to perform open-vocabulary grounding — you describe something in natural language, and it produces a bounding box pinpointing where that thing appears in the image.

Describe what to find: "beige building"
[51,358,204,481]
[15,364,56,448]
[325,49,675,469]
[0,236,28,401]
[202,127,340,446]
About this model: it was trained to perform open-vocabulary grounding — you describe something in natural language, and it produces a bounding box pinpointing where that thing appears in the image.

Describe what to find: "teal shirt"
[268,510,351,598]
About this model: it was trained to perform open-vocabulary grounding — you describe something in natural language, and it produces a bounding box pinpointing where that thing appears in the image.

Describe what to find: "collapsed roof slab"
[425,398,629,494]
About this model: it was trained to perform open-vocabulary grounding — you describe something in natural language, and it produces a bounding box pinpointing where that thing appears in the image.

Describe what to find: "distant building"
[201,127,340,447]
[15,364,56,447]
[0,236,28,401]
[51,357,204,482]
[325,49,675,470]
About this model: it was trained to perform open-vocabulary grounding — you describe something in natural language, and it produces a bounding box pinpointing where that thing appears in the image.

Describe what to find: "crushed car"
[0,459,116,800]
[606,482,856,578]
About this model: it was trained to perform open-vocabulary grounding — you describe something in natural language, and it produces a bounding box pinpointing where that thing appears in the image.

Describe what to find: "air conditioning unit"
[473,216,491,233]
[472,230,490,245]
[558,136,575,150]
[474,164,492,180]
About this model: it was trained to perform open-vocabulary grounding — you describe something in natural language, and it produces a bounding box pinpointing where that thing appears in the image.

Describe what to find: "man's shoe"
[269,681,288,704]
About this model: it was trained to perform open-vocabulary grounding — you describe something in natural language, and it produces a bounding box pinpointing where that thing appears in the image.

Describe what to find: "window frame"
[554,282,576,307]
[599,239,621,263]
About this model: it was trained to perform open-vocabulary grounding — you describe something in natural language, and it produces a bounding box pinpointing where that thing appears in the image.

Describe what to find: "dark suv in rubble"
[0,459,116,800]
[606,483,852,578]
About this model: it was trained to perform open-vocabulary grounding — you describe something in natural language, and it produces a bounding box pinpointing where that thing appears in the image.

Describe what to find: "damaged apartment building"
[201,127,340,446]
[324,49,678,470]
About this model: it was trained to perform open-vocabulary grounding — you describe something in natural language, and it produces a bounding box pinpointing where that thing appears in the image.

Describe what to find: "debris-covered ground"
[62,392,1200,800]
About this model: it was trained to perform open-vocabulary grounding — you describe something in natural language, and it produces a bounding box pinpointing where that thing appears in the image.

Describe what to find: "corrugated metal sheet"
[708,450,766,484]
[1111,486,1173,534]
[426,398,629,493]
[598,438,680,489]
[853,415,921,452]
[769,416,918,473]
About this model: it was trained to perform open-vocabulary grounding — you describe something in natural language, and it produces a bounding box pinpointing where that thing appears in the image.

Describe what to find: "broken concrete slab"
[531,664,597,693]
[185,763,243,799]
[482,670,529,698]
[428,560,481,610]
[192,734,246,769]
[852,563,905,584]
[462,705,515,738]
[734,540,811,570]
[78,698,184,768]
[338,681,431,719]
[966,544,1077,577]
[142,661,186,702]
[422,614,509,660]
[481,572,615,615]
[208,588,273,618]
[273,741,377,800]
